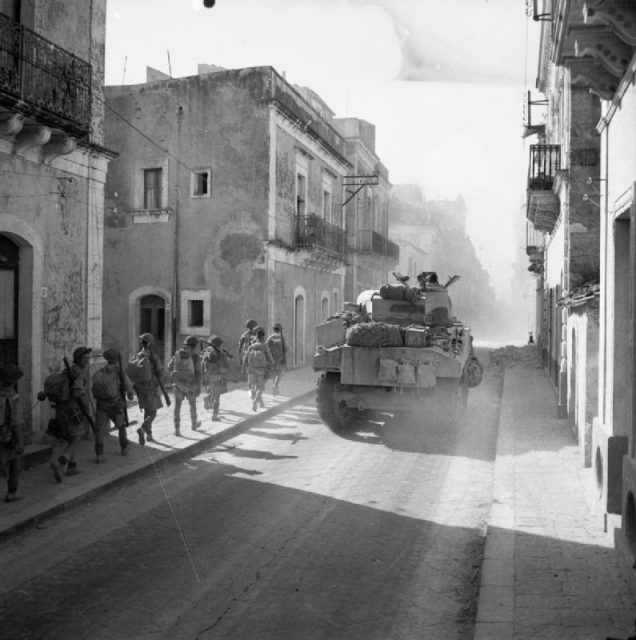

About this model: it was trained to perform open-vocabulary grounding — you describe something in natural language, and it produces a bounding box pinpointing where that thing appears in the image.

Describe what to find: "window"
[191,169,211,198]
[180,290,211,336]
[322,190,332,221]
[188,300,204,327]
[296,173,307,216]
[321,295,329,321]
[144,168,162,209]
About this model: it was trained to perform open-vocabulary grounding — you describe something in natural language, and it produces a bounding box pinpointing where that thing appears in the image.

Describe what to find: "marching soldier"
[168,335,202,435]
[202,335,231,421]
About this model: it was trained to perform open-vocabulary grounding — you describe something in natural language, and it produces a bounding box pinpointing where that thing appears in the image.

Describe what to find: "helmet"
[72,346,92,363]
[139,333,154,345]
[208,335,223,347]
[102,348,120,364]
[245,318,257,330]
[255,326,265,339]
[183,335,199,347]
[0,362,24,382]
[273,322,283,331]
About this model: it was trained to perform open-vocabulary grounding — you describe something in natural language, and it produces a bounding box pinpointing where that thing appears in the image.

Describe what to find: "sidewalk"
[475,365,636,640]
[0,366,318,538]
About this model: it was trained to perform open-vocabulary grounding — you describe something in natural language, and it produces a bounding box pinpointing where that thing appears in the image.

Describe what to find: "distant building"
[332,117,397,302]
[0,0,112,435]
[389,188,496,334]
[103,66,353,367]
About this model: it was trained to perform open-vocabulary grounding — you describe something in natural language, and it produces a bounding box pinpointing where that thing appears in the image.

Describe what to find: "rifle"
[62,356,97,435]
[201,340,234,360]
[147,344,171,406]
[117,352,130,428]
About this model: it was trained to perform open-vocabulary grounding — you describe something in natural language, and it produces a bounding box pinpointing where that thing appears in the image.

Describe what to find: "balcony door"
[0,234,19,366]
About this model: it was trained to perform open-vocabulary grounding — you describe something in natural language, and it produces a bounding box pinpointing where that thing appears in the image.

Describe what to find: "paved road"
[0,357,501,640]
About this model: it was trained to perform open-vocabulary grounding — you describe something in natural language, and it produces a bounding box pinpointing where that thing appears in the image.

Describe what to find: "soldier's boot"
[174,420,181,436]
[137,427,145,446]
[258,392,265,408]
[50,457,64,483]
[252,398,258,412]
[212,402,220,421]
[119,428,129,455]
[272,383,279,397]
[95,443,105,464]
[143,418,154,442]
[192,420,201,431]
[66,460,81,476]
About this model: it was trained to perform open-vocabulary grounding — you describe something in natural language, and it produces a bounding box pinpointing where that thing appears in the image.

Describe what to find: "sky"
[104,0,539,299]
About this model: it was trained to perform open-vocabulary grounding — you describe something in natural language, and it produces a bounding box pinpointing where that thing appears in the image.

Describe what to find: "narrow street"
[0,353,501,640]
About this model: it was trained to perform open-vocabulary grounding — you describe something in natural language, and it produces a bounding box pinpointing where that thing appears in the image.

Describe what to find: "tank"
[313,271,480,430]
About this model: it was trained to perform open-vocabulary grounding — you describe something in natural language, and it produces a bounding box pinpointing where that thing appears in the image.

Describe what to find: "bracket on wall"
[342,175,379,207]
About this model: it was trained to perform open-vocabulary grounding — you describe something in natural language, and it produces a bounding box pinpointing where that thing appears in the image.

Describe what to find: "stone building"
[526,0,636,575]
[525,0,602,469]
[331,117,397,301]
[103,66,354,368]
[0,0,112,435]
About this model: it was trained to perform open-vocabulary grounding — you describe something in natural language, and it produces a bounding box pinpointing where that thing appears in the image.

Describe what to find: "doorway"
[0,234,19,365]
[139,294,166,362]
[293,293,305,367]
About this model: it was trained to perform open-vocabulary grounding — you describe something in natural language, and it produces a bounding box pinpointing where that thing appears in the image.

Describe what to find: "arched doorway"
[293,293,305,367]
[0,234,19,365]
[139,294,166,362]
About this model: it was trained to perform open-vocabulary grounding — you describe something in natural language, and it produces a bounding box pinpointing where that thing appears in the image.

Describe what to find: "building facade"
[0,0,112,435]
[103,67,354,369]
[332,117,397,302]
[525,0,602,469]
[526,0,636,574]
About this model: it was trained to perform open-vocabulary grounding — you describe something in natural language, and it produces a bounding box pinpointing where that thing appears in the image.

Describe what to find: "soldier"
[201,335,231,421]
[0,363,24,502]
[243,327,274,411]
[168,335,202,435]
[45,346,92,482]
[237,318,258,367]
[129,333,165,445]
[266,322,288,396]
[91,348,135,461]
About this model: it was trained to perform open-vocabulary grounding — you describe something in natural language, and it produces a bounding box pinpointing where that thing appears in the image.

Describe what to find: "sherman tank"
[313,271,482,430]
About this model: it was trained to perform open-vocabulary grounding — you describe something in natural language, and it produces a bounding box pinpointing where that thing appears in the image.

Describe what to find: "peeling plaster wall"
[0,1,109,435]
[104,70,275,355]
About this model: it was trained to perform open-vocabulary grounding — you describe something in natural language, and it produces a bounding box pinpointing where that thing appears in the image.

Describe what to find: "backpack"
[170,349,195,383]
[43,371,70,403]
[127,355,152,384]
[91,368,119,401]
[247,345,267,370]
[268,335,285,363]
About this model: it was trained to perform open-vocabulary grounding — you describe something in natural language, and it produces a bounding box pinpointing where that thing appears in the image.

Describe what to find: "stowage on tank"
[313,271,483,430]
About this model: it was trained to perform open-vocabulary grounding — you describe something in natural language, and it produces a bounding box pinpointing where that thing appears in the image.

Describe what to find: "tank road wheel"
[316,372,356,431]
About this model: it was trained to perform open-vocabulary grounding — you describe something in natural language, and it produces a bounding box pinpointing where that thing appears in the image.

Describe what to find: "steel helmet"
[72,346,92,363]
[139,333,154,345]
[183,335,199,347]
[207,335,223,347]
[245,318,257,329]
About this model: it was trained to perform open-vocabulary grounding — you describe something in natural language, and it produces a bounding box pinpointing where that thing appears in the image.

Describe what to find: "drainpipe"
[172,104,183,354]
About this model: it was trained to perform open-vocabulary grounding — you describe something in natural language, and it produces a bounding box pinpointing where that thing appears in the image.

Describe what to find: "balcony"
[357,229,399,261]
[526,220,545,274]
[527,144,561,233]
[0,13,92,137]
[296,215,346,259]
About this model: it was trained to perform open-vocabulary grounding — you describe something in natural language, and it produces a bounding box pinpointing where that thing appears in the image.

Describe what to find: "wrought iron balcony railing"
[528,144,560,191]
[0,13,92,136]
[296,215,346,258]
[357,229,399,260]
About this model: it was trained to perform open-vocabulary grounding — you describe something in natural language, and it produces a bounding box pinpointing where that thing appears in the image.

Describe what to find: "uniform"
[202,335,230,421]
[168,336,202,434]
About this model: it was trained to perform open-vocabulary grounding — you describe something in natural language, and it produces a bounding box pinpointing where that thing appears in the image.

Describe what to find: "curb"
[0,388,315,539]
[474,367,514,640]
